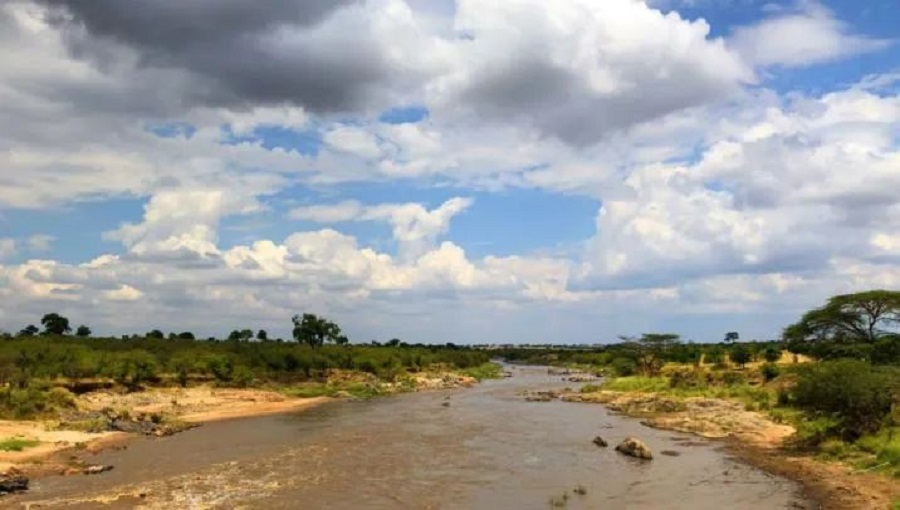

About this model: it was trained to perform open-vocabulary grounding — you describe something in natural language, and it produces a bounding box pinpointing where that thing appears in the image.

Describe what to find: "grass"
[0,437,41,452]
[593,375,777,410]
[459,362,503,381]
[281,381,386,400]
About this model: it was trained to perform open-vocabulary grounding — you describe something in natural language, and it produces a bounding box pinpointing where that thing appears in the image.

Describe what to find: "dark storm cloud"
[37,0,401,113]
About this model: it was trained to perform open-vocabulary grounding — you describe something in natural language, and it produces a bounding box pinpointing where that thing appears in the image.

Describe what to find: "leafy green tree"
[635,333,679,376]
[146,329,165,339]
[257,330,268,341]
[783,290,900,344]
[386,338,401,347]
[75,325,91,337]
[18,325,39,337]
[177,332,195,340]
[724,331,740,343]
[292,313,342,349]
[730,344,752,368]
[41,313,71,336]
[763,346,781,363]
[335,334,349,346]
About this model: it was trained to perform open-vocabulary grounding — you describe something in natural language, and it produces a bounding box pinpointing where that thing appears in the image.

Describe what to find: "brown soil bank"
[565,390,899,510]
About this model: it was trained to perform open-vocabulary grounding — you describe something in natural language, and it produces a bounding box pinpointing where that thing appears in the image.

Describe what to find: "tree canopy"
[40,313,71,336]
[783,290,900,344]
[292,313,343,349]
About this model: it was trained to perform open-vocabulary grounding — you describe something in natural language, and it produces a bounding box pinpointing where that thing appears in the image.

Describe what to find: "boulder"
[615,437,653,460]
[84,465,114,475]
[0,469,29,494]
[592,436,608,447]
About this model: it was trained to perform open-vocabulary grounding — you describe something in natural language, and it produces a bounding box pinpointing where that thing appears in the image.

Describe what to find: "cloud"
[290,197,474,260]
[728,3,892,67]
[28,0,753,146]
[575,81,900,290]
[104,189,262,258]
[26,234,55,252]
[432,0,751,145]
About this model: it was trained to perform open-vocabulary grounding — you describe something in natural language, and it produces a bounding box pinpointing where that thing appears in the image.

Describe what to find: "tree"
[335,334,349,346]
[177,332,195,340]
[146,329,165,339]
[18,325,39,337]
[292,313,342,349]
[636,333,679,376]
[783,290,900,344]
[227,329,253,342]
[256,330,268,341]
[41,313,71,336]
[724,331,739,343]
[386,338,401,347]
[730,344,752,368]
[75,325,92,337]
[763,346,781,363]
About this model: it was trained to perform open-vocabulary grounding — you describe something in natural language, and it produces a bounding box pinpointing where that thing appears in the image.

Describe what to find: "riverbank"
[0,368,482,483]
[564,388,898,510]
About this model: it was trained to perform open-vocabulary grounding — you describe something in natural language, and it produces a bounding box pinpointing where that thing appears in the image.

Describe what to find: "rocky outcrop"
[524,390,559,402]
[615,437,653,460]
[60,408,195,437]
[592,436,608,447]
[0,468,29,495]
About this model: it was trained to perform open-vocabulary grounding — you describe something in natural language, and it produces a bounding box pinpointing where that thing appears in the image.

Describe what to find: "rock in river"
[615,437,653,460]
[84,465,114,475]
[0,468,29,495]
[592,436,608,447]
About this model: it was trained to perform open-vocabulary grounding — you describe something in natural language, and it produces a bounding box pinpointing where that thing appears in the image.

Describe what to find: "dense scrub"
[0,335,491,418]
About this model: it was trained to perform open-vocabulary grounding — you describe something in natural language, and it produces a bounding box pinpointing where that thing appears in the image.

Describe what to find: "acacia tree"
[41,313,71,336]
[783,290,900,344]
[724,331,740,343]
[75,325,92,337]
[634,333,680,376]
[292,313,342,349]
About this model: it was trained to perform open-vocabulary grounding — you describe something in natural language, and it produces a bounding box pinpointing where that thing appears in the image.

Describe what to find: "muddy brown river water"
[6,366,809,509]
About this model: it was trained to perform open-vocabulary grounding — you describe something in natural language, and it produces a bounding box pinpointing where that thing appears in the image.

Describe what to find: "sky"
[0,0,898,344]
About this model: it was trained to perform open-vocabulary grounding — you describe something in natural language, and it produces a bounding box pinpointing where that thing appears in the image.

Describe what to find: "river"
[7,366,808,509]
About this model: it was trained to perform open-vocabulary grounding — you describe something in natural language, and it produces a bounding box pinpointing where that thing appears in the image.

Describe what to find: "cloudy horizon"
[1,0,898,343]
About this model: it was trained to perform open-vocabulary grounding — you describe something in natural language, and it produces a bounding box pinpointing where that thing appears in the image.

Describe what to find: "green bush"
[760,363,780,382]
[872,337,900,365]
[610,357,637,376]
[763,347,782,363]
[789,360,898,441]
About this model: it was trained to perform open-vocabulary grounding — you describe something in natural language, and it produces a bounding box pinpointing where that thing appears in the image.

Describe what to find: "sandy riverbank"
[0,369,478,480]
[0,387,330,477]
[564,389,899,510]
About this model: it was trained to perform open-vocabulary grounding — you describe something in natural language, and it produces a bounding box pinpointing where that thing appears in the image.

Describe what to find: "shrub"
[760,363,780,382]
[790,360,897,441]
[872,336,900,365]
[610,357,637,377]
[763,347,782,363]
[722,371,745,386]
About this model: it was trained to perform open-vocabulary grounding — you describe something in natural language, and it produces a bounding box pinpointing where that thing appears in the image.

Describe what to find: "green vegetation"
[0,437,40,452]
[0,312,493,419]
[500,290,900,479]
[459,362,503,381]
